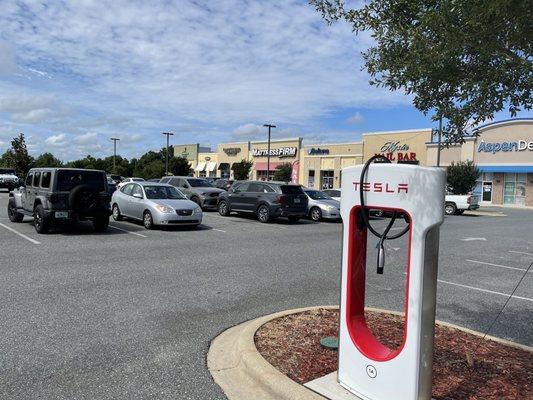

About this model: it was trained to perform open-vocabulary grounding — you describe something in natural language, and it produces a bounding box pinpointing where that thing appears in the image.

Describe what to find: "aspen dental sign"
[477,140,533,154]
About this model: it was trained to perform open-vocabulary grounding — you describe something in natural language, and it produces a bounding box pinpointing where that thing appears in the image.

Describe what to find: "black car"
[217,181,308,223]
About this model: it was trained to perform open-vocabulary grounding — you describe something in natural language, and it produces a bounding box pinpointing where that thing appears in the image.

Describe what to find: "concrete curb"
[207,306,532,400]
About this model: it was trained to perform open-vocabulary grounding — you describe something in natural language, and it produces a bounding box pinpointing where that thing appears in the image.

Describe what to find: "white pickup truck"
[445,194,480,215]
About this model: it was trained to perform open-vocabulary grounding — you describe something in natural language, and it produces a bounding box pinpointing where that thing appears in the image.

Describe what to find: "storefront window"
[504,173,526,206]
[308,170,315,188]
[256,170,274,181]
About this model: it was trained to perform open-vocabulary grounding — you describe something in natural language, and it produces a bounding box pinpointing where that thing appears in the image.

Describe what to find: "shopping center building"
[174,118,533,207]
[427,118,533,207]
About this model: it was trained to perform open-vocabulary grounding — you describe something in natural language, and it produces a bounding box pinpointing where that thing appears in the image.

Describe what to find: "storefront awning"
[478,166,533,173]
[218,162,230,170]
[195,162,206,172]
[253,162,282,171]
[206,162,217,172]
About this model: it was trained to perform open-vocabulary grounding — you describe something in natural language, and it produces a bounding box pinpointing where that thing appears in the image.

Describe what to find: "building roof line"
[303,142,363,147]
[474,117,533,132]
[362,128,432,136]
[250,137,302,144]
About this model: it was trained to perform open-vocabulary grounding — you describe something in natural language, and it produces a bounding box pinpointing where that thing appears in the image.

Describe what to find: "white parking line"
[438,279,533,303]
[0,222,40,244]
[509,250,533,257]
[108,225,147,237]
[466,259,530,272]
[212,228,226,233]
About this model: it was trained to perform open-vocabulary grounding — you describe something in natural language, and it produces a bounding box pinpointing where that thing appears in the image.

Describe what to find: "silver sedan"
[111,182,202,229]
[303,189,341,221]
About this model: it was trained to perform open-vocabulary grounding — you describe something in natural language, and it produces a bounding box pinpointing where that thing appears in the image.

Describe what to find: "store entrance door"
[321,170,334,189]
[482,181,492,202]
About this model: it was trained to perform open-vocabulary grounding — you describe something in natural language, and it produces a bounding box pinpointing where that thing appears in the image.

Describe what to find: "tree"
[169,156,191,176]
[232,159,253,180]
[273,162,293,182]
[446,161,480,194]
[0,150,11,167]
[34,152,63,168]
[7,133,34,176]
[311,0,532,143]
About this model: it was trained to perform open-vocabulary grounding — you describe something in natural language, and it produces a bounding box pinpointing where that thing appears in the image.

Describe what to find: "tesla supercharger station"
[338,162,445,400]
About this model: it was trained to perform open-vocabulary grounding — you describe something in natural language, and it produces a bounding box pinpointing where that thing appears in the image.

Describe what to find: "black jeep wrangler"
[8,168,111,233]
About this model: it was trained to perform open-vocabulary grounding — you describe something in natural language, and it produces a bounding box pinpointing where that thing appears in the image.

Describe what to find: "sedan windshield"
[305,190,331,200]
[144,185,186,200]
[187,179,213,188]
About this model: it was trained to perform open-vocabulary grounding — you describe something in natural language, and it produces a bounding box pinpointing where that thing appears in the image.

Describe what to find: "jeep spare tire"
[69,184,101,212]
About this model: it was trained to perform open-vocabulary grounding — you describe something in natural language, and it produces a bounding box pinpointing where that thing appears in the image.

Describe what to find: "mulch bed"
[254,308,532,400]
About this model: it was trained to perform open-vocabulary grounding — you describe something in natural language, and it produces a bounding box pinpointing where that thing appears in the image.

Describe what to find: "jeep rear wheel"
[7,200,23,222]
[33,204,50,234]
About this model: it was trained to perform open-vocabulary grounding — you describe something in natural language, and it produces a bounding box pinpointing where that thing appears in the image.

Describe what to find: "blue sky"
[0,1,528,160]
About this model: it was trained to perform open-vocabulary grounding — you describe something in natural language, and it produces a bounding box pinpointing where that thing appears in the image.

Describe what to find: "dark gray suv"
[217,181,308,223]
[159,176,224,209]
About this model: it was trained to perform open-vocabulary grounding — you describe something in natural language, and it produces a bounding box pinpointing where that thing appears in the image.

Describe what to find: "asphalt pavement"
[0,191,532,399]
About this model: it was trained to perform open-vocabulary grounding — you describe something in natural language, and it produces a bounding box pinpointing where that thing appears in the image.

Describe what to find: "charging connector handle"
[359,155,410,274]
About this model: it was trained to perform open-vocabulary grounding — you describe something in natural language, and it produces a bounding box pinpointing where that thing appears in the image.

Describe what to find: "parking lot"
[0,190,532,399]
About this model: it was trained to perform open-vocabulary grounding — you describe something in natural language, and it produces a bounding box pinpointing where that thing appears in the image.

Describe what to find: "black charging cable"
[359,155,410,274]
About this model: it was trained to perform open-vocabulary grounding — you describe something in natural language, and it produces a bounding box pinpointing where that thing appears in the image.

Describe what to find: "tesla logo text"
[353,182,409,193]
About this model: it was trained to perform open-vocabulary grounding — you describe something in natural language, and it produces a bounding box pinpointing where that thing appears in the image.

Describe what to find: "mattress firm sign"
[252,147,297,158]
[478,140,533,154]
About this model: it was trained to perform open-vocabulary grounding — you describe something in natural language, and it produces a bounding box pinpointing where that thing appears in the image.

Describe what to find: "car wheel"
[33,204,50,234]
[288,216,300,223]
[7,200,24,222]
[218,200,230,216]
[93,216,109,232]
[444,203,456,215]
[257,205,271,223]
[112,204,123,221]
[310,207,322,222]
[143,211,154,229]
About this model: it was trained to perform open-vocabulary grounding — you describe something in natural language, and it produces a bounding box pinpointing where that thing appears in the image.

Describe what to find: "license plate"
[55,211,68,218]
[293,198,300,203]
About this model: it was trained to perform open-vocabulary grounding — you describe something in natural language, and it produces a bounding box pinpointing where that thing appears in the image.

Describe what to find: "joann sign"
[252,147,297,158]
[478,140,533,154]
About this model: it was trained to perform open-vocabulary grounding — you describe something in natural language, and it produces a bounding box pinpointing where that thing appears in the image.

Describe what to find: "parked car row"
[6,168,344,234]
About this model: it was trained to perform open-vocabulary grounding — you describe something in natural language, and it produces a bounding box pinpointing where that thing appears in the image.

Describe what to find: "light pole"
[263,124,276,180]
[436,116,442,167]
[162,132,174,176]
[110,137,120,173]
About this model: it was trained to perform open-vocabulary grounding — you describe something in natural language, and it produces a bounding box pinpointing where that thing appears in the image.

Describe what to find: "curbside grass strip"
[207,306,532,400]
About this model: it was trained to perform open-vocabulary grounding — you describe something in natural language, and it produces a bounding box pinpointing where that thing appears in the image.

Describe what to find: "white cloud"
[0,0,411,159]
[74,131,98,145]
[45,133,67,146]
[232,124,263,139]
[0,41,17,75]
[346,112,365,125]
